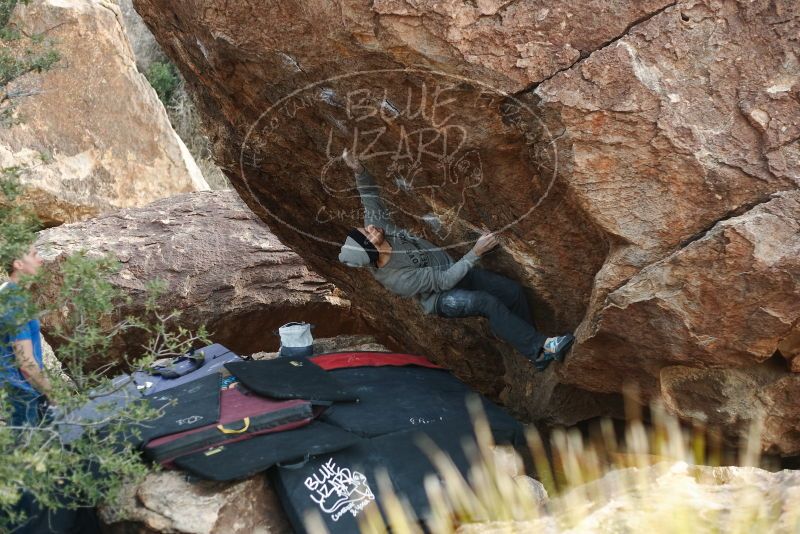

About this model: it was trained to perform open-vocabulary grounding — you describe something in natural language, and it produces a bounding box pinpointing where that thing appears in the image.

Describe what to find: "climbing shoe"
[543,334,575,362]
[531,350,558,371]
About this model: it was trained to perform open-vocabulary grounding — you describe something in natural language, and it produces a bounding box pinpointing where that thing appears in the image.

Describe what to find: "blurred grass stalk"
[303,389,797,534]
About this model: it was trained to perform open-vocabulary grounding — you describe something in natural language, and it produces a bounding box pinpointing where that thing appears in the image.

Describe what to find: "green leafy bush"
[0,0,60,128]
[0,0,24,30]
[145,60,180,107]
[0,165,210,529]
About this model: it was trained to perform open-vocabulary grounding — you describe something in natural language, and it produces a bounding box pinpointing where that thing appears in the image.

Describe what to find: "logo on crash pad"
[304,457,375,521]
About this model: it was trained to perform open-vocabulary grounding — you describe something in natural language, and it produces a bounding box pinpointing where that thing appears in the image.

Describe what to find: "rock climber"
[337,149,574,370]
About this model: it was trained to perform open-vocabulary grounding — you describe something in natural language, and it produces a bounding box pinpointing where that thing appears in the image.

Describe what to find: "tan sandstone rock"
[661,360,800,456]
[35,190,363,362]
[99,471,291,534]
[0,0,208,227]
[129,0,799,449]
[562,191,800,395]
[456,462,800,533]
[114,0,167,73]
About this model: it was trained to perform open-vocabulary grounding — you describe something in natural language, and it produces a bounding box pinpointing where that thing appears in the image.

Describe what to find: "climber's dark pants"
[434,268,547,359]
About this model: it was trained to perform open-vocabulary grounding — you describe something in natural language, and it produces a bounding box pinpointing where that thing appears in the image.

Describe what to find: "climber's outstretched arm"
[343,149,401,234]
[356,168,403,233]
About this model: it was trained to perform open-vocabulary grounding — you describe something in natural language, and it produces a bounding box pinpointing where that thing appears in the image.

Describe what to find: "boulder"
[562,191,800,396]
[129,0,799,448]
[35,190,363,361]
[113,0,232,191]
[778,327,800,372]
[99,471,291,534]
[536,2,800,397]
[0,0,208,227]
[661,360,800,456]
[537,0,800,449]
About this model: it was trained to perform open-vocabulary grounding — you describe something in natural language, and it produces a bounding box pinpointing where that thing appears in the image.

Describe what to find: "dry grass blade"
[354,396,798,534]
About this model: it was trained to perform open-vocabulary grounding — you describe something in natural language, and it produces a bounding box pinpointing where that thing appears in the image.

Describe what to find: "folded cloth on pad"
[225,357,358,403]
[133,343,242,396]
[54,374,143,444]
[144,384,314,465]
[125,373,222,447]
[174,421,362,481]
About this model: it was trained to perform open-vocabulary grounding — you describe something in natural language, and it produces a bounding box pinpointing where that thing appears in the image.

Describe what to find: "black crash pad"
[134,373,222,446]
[272,421,482,534]
[174,421,363,481]
[320,365,522,443]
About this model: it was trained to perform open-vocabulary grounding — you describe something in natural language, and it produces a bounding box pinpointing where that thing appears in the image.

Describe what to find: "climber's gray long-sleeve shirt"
[356,169,479,314]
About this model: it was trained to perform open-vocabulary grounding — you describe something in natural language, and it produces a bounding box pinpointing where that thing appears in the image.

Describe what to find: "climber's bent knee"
[436,289,499,319]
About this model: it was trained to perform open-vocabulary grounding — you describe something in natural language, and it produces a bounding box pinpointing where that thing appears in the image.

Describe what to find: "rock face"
[35,190,363,360]
[129,0,799,449]
[661,359,800,456]
[571,191,800,392]
[535,3,800,392]
[0,0,208,227]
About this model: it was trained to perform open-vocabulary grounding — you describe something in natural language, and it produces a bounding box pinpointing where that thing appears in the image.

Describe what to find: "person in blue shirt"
[1,244,50,426]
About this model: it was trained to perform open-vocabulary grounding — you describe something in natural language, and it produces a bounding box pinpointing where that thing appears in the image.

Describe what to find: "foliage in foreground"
[0,166,209,530]
[304,399,794,534]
